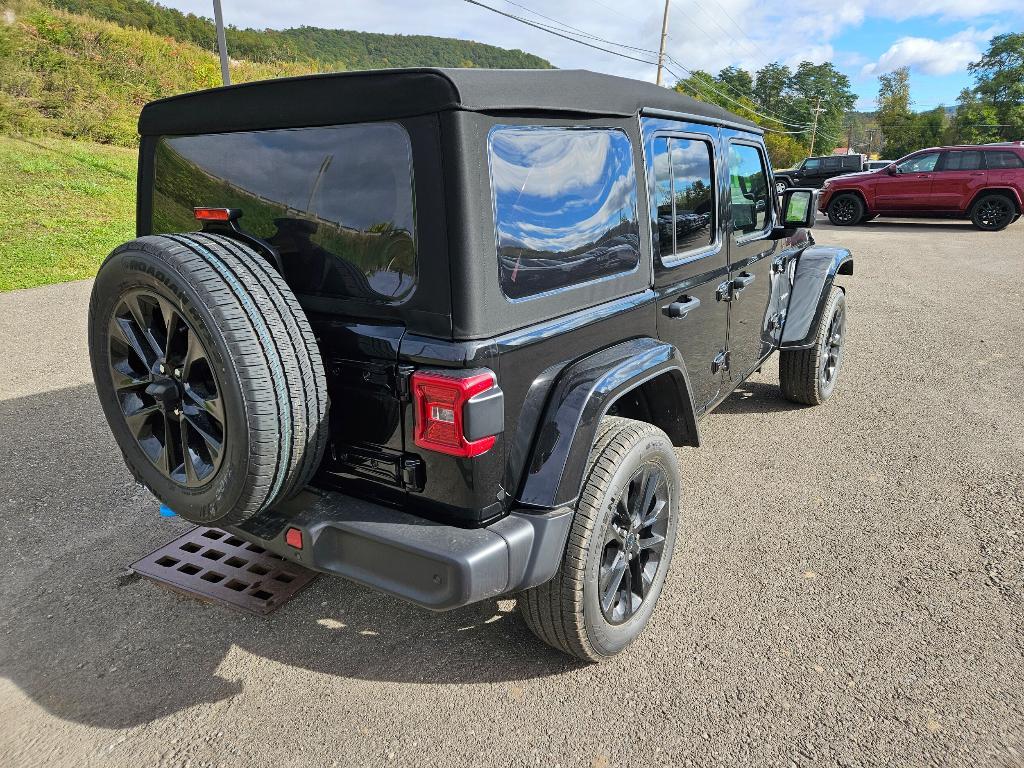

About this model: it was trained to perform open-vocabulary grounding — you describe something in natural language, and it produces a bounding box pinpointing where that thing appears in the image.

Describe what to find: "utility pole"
[213,0,230,86]
[655,0,670,86]
[847,123,853,154]
[808,96,825,156]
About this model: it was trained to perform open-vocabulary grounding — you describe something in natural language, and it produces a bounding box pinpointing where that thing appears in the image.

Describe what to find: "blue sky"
[164,1,1021,112]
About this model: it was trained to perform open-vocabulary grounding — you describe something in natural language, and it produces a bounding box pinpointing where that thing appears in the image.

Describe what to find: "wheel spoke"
[183,410,223,457]
[641,498,667,528]
[123,404,159,438]
[110,314,156,372]
[123,294,165,364]
[638,561,655,599]
[600,551,628,613]
[638,532,666,552]
[620,564,634,619]
[184,386,224,427]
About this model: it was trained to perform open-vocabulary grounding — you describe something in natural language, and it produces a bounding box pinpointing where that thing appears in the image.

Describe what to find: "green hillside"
[49,0,553,70]
[0,0,553,147]
[0,135,136,290]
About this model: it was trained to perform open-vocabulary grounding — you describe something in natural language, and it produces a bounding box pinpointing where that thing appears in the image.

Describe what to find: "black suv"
[88,69,853,660]
[774,153,865,194]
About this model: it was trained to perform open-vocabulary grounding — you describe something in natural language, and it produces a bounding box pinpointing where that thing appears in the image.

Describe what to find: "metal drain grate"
[131,527,318,615]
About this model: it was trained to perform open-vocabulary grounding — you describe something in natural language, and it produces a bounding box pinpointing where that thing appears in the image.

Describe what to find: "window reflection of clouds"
[488,126,640,300]
[650,136,714,258]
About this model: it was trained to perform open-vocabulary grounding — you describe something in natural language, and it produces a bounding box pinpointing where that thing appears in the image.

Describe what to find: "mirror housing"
[887,165,899,175]
[771,187,816,238]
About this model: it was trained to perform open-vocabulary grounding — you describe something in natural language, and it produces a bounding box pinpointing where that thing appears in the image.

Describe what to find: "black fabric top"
[138,68,759,136]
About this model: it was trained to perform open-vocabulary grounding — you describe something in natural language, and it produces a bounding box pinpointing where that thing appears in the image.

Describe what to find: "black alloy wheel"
[820,299,846,393]
[971,195,1015,231]
[108,289,225,488]
[827,194,863,226]
[599,463,670,624]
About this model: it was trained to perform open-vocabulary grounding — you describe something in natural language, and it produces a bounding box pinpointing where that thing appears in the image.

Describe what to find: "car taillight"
[193,207,238,222]
[411,370,501,458]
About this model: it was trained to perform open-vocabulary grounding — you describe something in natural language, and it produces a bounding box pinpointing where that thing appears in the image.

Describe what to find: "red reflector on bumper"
[285,527,303,549]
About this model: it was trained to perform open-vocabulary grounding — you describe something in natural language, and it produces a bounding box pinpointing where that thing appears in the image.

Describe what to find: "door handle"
[732,272,755,291]
[663,295,701,319]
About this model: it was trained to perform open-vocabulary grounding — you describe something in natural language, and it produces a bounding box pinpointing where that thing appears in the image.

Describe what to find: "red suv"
[818,143,1024,231]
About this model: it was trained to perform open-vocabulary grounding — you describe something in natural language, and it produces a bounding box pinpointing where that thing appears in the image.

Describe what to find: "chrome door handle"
[732,272,755,291]
[663,295,701,319]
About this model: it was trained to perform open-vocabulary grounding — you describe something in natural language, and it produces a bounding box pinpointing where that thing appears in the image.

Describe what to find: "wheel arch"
[514,338,698,509]
[780,246,853,350]
[829,187,870,212]
[967,188,1022,214]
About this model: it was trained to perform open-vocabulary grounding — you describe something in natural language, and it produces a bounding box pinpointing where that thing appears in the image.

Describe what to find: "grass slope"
[0,135,135,291]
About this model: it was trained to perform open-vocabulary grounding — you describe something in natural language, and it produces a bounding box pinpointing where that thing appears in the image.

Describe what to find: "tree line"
[673,62,857,168]
[877,33,1024,158]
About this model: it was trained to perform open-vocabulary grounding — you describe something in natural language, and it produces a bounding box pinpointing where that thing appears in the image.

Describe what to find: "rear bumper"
[225,489,574,611]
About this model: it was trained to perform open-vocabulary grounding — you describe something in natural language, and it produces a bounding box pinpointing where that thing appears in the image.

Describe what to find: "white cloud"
[159,0,1022,102]
[860,27,996,78]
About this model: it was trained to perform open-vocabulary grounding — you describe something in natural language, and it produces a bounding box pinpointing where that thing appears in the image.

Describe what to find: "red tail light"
[412,370,498,457]
[193,207,235,222]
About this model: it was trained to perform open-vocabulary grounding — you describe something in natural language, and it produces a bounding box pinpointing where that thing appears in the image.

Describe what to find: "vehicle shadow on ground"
[0,385,585,730]
[814,219,979,233]
[713,380,806,415]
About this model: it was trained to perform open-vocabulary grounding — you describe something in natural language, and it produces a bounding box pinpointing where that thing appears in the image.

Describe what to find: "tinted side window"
[804,158,821,170]
[943,151,983,171]
[896,152,940,173]
[987,151,1024,169]
[842,156,861,169]
[153,123,417,303]
[824,157,841,170]
[650,136,715,261]
[488,126,640,301]
[729,144,769,235]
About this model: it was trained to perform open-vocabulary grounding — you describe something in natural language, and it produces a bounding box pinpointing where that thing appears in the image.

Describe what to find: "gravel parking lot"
[1,218,1022,768]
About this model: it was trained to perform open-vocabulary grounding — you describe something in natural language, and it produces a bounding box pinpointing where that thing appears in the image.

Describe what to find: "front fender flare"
[516,338,697,509]
[780,245,853,350]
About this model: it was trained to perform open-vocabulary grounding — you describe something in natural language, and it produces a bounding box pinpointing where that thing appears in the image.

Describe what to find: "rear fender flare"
[515,338,698,509]
[780,246,853,350]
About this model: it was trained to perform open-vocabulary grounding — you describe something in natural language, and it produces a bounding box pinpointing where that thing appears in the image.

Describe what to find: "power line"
[467,0,844,142]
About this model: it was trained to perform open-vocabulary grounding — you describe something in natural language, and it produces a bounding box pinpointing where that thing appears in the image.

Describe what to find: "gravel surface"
[1,218,1022,767]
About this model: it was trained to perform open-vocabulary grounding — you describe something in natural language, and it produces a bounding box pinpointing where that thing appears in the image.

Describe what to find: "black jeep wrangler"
[88,69,853,660]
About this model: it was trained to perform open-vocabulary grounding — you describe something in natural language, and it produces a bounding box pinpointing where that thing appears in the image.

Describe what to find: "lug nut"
[173,408,181,417]
[159,363,165,374]
[174,368,182,378]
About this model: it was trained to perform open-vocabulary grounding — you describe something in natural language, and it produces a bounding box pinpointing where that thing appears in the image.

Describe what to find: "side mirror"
[771,187,816,239]
[887,165,898,175]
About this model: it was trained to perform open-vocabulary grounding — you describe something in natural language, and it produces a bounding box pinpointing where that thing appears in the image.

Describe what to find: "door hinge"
[393,364,414,400]
[711,349,731,375]
[767,310,786,332]
[716,281,734,302]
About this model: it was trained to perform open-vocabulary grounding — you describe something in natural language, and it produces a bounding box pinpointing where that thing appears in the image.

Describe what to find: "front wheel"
[970,194,1016,231]
[518,417,681,661]
[779,287,847,405]
[827,194,864,226]
[775,179,790,196]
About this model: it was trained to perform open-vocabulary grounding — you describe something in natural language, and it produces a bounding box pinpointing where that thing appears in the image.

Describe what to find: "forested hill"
[47,0,554,69]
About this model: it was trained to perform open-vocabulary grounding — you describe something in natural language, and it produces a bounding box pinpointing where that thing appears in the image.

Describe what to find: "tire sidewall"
[581,431,681,658]
[816,289,847,402]
[89,245,251,522]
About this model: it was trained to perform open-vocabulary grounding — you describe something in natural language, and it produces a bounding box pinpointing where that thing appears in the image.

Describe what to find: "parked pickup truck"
[88,68,853,660]
[774,154,865,194]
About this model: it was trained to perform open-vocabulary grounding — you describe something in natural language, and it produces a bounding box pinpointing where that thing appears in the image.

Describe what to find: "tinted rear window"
[987,151,1024,169]
[488,126,640,301]
[944,151,983,171]
[152,123,416,303]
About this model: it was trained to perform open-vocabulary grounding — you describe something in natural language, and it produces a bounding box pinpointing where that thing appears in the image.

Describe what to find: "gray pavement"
[1,218,1022,767]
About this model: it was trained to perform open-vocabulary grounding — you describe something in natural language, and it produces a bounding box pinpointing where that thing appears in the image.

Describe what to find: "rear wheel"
[779,287,847,405]
[518,417,681,661]
[827,194,864,226]
[88,233,329,525]
[775,179,790,196]
[970,193,1016,231]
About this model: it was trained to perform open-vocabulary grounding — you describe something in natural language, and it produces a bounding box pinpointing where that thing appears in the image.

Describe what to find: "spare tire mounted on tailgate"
[87,232,329,525]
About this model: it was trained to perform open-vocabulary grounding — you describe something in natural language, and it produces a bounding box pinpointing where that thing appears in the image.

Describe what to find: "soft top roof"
[138,67,760,136]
